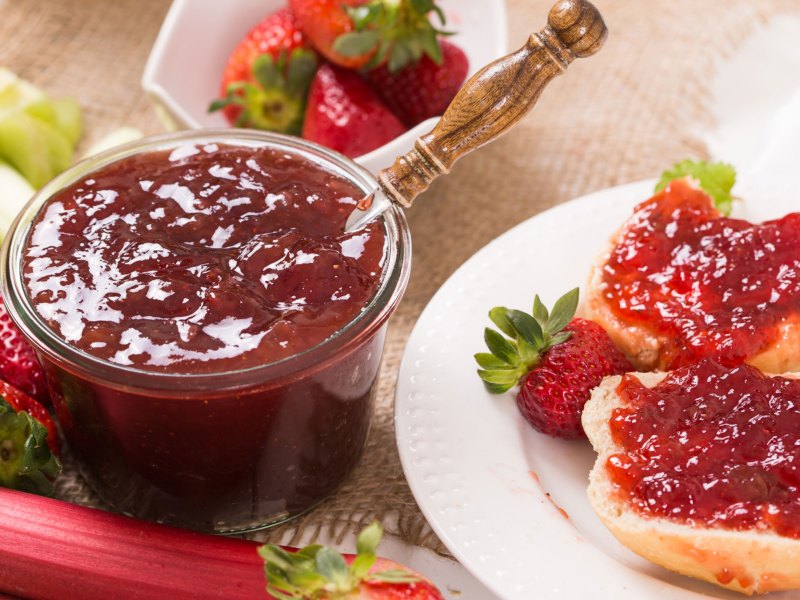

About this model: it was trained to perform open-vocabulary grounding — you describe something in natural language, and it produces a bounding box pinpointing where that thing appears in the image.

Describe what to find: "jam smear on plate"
[601,179,800,369]
[22,143,385,373]
[607,359,800,537]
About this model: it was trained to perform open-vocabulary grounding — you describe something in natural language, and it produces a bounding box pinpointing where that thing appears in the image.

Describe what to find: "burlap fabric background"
[2,0,798,555]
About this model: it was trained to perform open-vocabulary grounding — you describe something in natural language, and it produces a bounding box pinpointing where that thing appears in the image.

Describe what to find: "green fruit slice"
[83,127,143,158]
[0,69,83,189]
[0,160,34,242]
[26,97,83,146]
[0,69,45,119]
[0,112,73,189]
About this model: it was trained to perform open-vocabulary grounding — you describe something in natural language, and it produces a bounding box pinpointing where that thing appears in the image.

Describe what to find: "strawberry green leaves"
[0,396,61,496]
[476,288,579,393]
[259,522,419,599]
[209,49,318,134]
[656,160,736,216]
[333,0,451,72]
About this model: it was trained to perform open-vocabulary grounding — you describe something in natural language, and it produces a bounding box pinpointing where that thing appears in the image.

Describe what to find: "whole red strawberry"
[0,295,49,406]
[209,8,318,133]
[290,0,449,72]
[367,39,468,127]
[476,289,632,439]
[302,64,407,158]
[260,522,443,599]
[0,378,61,496]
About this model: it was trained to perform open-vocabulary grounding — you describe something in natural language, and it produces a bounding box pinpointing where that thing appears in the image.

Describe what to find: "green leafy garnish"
[0,397,61,496]
[655,159,736,216]
[476,288,580,393]
[259,522,419,599]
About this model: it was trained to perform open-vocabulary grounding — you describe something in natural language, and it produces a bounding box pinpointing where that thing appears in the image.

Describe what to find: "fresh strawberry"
[0,294,49,406]
[367,39,468,127]
[476,289,633,440]
[260,522,443,599]
[290,0,449,71]
[209,8,318,133]
[0,378,61,496]
[302,64,407,158]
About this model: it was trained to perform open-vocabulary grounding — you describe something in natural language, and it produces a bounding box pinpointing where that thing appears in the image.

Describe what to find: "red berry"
[289,0,368,69]
[261,522,444,599]
[0,295,49,406]
[291,0,449,73]
[212,9,316,132]
[0,378,59,456]
[367,40,469,127]
[302,64,407,158]
[477,289,632,440]
[517,319,632,439]
[0,377,61,496]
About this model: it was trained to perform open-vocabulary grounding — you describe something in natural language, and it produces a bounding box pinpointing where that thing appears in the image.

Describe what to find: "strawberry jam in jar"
[1,131,411,533]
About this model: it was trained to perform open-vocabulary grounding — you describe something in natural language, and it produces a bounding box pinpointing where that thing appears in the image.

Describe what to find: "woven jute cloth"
[1,0,798,555]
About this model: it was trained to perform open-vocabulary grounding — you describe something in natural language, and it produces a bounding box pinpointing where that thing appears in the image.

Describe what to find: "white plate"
[395,180,800,600]
[141,0,508,173]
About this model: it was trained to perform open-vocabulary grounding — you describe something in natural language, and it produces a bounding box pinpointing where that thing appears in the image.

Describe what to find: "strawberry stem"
[476,288,580,394]
[0,396,60,496]
[209,49,318,134]
[259,522,420,599]
[333,0,452,72]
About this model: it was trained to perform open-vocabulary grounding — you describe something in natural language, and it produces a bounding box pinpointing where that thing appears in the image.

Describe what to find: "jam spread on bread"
[607,360,800,537]
[22,143,386,373]
[601,179,800,369]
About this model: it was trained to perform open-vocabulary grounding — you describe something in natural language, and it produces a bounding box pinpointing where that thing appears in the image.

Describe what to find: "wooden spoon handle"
[378,0,607,207]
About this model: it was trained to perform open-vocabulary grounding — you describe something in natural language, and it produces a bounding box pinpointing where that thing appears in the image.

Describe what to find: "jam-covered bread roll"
[586,178,800,373]
[583,360,800,595]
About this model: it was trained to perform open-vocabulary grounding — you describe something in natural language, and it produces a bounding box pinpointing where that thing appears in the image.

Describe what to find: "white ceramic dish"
[395,180,800,600]
[141,0,508,173]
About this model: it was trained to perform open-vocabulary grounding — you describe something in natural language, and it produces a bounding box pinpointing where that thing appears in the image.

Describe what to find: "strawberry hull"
[1,130,412,533]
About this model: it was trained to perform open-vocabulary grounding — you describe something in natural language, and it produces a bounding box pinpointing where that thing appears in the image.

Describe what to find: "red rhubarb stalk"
[0,489,443,599]
[0,487,267,600]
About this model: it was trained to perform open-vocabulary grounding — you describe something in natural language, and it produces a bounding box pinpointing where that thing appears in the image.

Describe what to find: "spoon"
[345,0,608,232]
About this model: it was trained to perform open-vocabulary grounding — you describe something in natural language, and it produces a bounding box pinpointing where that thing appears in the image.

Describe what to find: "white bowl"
[141,0,508,173]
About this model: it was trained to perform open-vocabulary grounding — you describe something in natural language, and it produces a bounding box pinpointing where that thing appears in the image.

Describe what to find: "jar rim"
[1,129,412,394]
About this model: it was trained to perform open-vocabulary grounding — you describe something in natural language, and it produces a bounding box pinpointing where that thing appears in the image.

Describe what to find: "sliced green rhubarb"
[0,68,82,189]
[0,160,34,242]
[83,127,143,158]
[26,96,83,145]
[0,112,73,189]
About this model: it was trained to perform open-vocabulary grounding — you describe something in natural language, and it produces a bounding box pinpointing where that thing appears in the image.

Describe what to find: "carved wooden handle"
[378,0,607,207]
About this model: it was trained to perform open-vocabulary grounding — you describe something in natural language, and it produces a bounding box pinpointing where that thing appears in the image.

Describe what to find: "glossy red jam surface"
[16,142,392,532]
[22,143,385,373]
[601,180,800,368]
[607,360,800,537]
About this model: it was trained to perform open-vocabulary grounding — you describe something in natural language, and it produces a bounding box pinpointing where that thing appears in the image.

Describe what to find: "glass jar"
[0,130,411,533]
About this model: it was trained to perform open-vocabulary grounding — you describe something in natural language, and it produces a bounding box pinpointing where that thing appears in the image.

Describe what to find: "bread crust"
[585,256,664,371]
[583,373,800,595]
[585,248,800,374]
